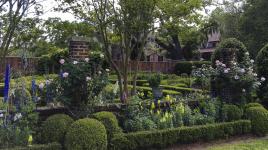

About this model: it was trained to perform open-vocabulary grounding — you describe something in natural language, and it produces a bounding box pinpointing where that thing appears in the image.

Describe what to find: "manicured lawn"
[209,138,268,150]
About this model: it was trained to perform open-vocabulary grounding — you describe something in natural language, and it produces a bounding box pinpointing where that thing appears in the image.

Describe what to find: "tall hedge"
[211,38,247,66]
[65,118,107,150]
[41,114,74,144]
[256,43,268,105]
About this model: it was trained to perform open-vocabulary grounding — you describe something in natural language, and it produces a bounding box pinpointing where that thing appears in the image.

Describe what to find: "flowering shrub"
[51,54,109,108]
[193,52,264,104]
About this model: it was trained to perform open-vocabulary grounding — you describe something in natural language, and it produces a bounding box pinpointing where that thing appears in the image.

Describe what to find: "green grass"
[208,138,268,150]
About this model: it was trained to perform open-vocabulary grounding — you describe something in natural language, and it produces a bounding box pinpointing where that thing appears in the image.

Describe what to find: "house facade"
[199,31,221,60]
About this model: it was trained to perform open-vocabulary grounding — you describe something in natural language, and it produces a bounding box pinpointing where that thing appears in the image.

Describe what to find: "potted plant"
[148,74,162,99]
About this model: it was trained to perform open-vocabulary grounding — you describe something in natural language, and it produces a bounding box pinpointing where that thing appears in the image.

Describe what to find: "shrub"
[221,104,242,122]
[41,114,74,144]
[124,119,144,132]
[110,120,251,150]
[174,61,210,75]
[211,38,247,66]
[256,44,268,106]
[37,49,69,74]
[91,111,122,140]
[148,74,161,88]
[244,106,268,136]
[2,142,62,150]
[65,118,107,150]
[244,103,264,110]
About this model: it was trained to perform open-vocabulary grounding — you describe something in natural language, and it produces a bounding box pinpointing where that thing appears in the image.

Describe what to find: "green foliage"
[148,74,161,88]
[256,44,268,105]
[174,61,211,75]
[0,88,38,148]
[244,103,263,110]
[41,114,74,144]
[211,38,247,66]
[244,106,268,136]
[52,58,108,108]
[221,104,242,122]
[37,49,69,74]
[110,120,251,150]
[0,142,62,150]
[240,0,268,57]
[65,118,107,150]
[91,111,122,140]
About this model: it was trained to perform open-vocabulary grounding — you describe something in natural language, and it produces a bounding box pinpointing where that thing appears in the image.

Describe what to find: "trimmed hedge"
[92,111,122,140]
[160,85,204,95]
[41,114,74,144]
[129,85,182,96]
[245,106,268,136]
[221,104,242,122]
[244,103,263,110]
[65,118,107,150]
[174,61,211,75]
[110,120,251,150]
[0,142,61,150]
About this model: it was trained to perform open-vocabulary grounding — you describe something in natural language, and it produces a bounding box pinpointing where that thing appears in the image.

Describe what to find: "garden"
[1,0,268,150]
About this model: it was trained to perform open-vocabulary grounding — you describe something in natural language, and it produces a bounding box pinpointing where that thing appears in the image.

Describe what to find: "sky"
[38,0,218,22]
[38,0,76,21]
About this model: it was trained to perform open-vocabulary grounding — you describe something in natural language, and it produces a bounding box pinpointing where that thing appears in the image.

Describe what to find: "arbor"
[0,0,42,65]
[57,0,156,103]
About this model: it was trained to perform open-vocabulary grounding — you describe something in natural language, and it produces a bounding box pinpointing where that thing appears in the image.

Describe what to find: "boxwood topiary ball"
[221,104,242,122]
[41,114,74,144]
[91,111,122,140]
[65,118,107,150]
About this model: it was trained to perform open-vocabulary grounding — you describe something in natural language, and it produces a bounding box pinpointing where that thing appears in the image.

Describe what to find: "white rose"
[59,59,65,64]
[39,83,45,89]
[261,77,266,82]
[240,68,245,73]
[100,54,104,58]
[85,58,89,62]
[73,61,78,65]
[86,76,91,81]
[250,59,254,63]
[224,69,229,74]
[98,71,102,74]
[245,52,250,55]
[63,72,69,78]
[215,60,220,64]
[234,75,240,80]
[242,89,246,92]
[222,64,226,67]
[105,68,110,72]
[253,73,258,77]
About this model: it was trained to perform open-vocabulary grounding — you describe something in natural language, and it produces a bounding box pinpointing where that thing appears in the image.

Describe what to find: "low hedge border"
[110,120,251,150]
[128,85,182,96]
[0,142,61,150]
[160,85,204,95]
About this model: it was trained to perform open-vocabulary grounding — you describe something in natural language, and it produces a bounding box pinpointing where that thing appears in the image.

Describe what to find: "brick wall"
[69,37,90,59]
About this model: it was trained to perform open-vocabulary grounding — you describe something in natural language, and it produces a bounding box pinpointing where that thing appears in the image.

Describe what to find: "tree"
[0,0,42,66]
[240,0,268,57]
[155,0,207,60]
[57,0,156,103]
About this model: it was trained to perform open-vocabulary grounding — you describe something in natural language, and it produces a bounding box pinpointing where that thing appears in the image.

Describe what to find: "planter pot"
[152,87,163,99]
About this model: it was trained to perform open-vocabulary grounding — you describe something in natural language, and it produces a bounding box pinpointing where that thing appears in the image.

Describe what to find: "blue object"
[3,64,10,103]
[31,78,37,102]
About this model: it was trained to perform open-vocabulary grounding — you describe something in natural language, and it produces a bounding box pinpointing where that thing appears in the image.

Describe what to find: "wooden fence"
[0,57,179,77]
[114,60,179,73]
[0,56,39,77]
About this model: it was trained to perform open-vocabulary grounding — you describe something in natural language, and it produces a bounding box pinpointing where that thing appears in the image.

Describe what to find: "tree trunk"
[171,35,183,60]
